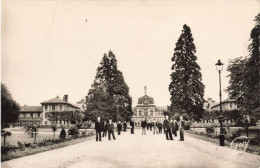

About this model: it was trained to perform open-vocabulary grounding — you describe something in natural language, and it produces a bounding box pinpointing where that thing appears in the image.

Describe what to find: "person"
[107,119,116,140]
[163,115,173,140]
[146,121,149,130]
[141,119,147,135]
[103,121,108,137]
[95,116,102,142]
[172,120,178,137]
[158,120,163,134]
[152,119,158,134]
[179,119,185,141]
[150,121,152,131]
[117,121,122,135]
[130,118,135,134]
[123,121,127,132]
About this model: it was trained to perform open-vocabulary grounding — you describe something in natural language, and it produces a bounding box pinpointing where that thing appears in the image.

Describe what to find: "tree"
[85,51,133,122]
[1,83,20,127]
[169,24,205,120]
[51,125,57,139]
[25,125,38,143]
[1,130,11,147]
[226,13,260,127]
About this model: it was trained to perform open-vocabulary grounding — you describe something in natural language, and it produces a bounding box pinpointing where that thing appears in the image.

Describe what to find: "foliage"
[85,51,133,122]
[51,125,57,139]
[1,83,20,127]
[169,24,205,121]
[45,110,82,125]
[226,13,260,125]
[24,125,38,143]
[68,127,79,138]
[59,128,67,140]
[206,126,215,135]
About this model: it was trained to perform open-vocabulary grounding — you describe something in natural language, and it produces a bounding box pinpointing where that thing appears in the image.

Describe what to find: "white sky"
[1,0,260,107]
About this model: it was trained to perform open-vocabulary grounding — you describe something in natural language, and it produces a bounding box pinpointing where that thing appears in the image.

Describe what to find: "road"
[2,129,260,168]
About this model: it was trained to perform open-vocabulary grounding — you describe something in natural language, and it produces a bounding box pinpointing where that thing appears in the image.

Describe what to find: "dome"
[138,95,154,105]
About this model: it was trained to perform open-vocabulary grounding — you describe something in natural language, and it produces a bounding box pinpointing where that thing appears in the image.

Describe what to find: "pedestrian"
[107,119,116,140]
[179,119,185,141]
[146,121,149,130]
[150,121,152,131]
[117,121,122,135]
[141,119,147,135]
[130,118,135,134]
[158,120,163,134]
[123,121,127,132]
[103,121,108,137]
[163,115,173,140]
[152,119,158,134]
[173,120,178,137]
[95,116,102,142]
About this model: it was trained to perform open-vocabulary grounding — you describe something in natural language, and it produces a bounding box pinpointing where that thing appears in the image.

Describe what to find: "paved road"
[2,129,260,168]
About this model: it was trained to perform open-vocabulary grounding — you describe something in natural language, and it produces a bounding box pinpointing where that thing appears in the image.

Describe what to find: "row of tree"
[84,51,133,122]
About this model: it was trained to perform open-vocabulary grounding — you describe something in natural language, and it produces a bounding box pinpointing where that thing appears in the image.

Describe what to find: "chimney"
[63,95,68,102]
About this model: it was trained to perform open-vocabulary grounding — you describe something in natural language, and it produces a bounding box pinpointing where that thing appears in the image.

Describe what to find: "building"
[211,99,238,111]
[41,95,81,125]
[76,98,86,111]
[203,98,217,111]
[132,87,166,123]
[15,105,43,126]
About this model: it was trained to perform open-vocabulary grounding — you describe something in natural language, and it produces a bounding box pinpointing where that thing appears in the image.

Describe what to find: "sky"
[1,0,260,107]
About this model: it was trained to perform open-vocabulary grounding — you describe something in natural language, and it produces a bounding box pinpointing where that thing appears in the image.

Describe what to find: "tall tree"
[169,24,205,120]
[85,51,133,122]
[1,83,20,127]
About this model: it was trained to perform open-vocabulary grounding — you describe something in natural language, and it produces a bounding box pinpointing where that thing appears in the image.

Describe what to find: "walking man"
[152,119,158,134]
[130,118,135,134]
[123,121,127,132]
[163,115,173,140]
[173,120,178,137]
[103,121,108,137]
[107,119,116,140]
[95,116,102,142]
[158,120,162,134]
[179,118,185,141]
[141,119,147,135]
[117,121,122,135]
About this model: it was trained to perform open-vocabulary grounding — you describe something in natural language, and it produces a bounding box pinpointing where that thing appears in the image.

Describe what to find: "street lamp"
[216,59,225,146]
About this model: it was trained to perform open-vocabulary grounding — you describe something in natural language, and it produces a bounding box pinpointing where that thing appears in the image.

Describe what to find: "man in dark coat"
[95,117,102,142]
[117,121,122,135]
[179,119,185,141]
[130,118,135,134]
[172,120,178,137]
[163,115,173,140]
[141,119,147,135]
[158,120,163,134]
[123,121,127,132]
[103,121,108,137]
[107,119,116,140]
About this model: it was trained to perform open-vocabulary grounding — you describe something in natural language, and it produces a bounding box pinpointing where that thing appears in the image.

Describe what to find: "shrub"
[206,126,214,135]
[59,128,66,140]
[68,127,79,138]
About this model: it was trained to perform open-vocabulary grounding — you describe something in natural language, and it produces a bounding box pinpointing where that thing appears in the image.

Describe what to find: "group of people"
[94,115,185,142]
[95,117,128,142]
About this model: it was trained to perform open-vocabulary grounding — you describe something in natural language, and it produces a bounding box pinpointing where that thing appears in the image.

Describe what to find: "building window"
[38,113,40,117]
[139,111,142,116]
[23,113,26,118]
[52,105,55,111]
[59,105,62,111]
[31,113,33,117]
[150,110,153,116]
[230,103,233,109]
[45,105,48,111]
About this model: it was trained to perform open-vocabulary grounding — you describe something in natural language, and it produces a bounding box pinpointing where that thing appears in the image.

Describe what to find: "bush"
[59,128,66,140]
[206,126,214,135]
[68,127,79,138]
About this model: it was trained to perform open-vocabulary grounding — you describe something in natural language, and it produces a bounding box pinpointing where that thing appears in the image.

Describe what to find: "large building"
[211,99,238,111]
[132,87,166,124]
[41,95,81,125]
[15,105,43,126]
[203,98,217,111]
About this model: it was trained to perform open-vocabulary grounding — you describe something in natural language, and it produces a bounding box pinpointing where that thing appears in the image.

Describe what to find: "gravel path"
[2,129,260,168]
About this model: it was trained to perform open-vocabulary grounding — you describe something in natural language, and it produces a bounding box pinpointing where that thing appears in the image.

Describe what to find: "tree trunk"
[4,137,6,147]
[34,132,36,144]
[246,127,249,137]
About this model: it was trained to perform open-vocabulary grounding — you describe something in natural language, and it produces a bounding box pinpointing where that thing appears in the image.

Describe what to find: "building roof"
[211,99,236,108]
[138,95,154,105]
[41,96,80,109]
[20,106,43,113]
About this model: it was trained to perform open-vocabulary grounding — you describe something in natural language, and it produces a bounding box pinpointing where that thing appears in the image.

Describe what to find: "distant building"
[76,98,86,111]
[15,105,43,126]
[203,98,217,111]
[41,95,81,125]
[211,99,238,111]
[132,87,166,123]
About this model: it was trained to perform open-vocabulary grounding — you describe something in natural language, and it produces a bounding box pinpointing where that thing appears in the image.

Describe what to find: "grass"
[1,134,95,162]
[186,131,260,155]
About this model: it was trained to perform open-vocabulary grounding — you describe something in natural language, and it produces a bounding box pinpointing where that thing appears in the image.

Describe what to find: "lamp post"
[216,59,225,146]
[117,105,119,122]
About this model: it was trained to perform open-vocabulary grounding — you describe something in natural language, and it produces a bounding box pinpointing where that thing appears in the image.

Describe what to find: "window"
[150,110,153,116]
[230,103,233,109]
[59,105,62,111]
[45,105,48,111]
[30,113,33,117]
[52,105,55,111]
[23,113,26,118]
[139,111,142,116]
[38,113,40,117]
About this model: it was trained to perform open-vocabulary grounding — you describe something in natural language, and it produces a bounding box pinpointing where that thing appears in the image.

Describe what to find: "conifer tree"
[169,24,205,120]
